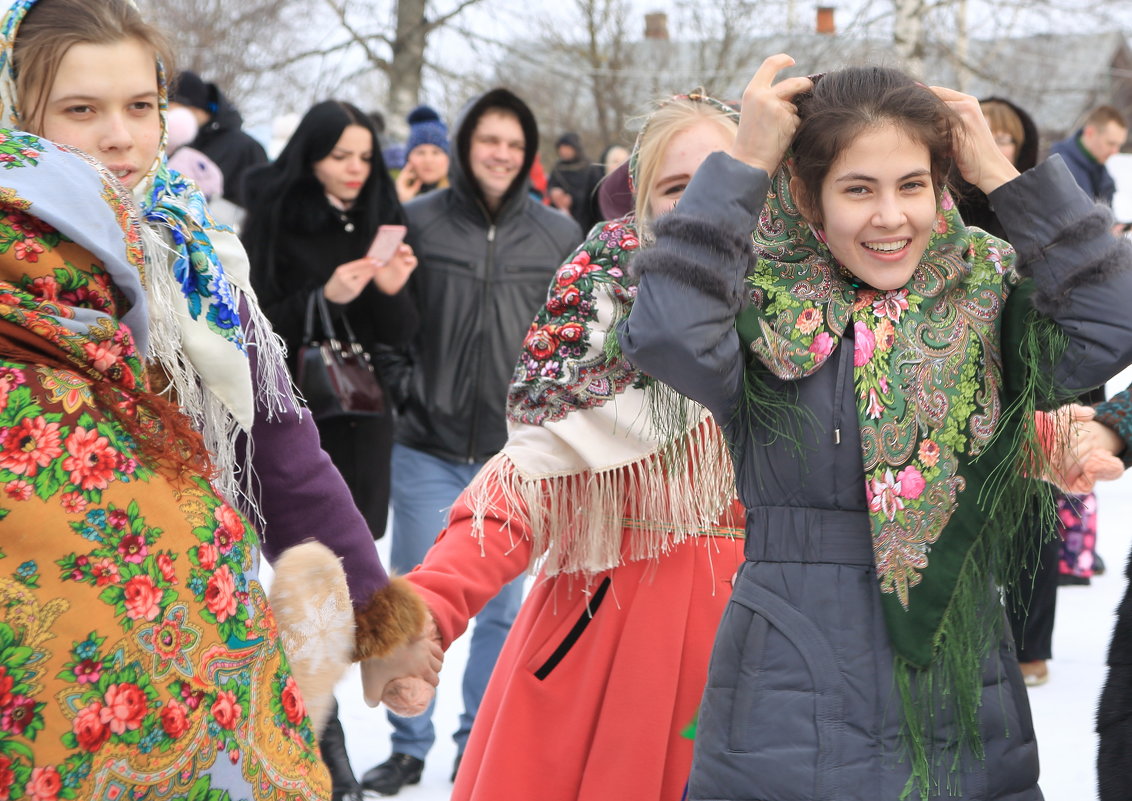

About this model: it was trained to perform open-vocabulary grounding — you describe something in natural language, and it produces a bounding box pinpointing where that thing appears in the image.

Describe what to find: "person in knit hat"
[396,104,450,202]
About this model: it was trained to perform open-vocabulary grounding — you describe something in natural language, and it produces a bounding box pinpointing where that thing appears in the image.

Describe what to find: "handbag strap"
[303,288,365,351]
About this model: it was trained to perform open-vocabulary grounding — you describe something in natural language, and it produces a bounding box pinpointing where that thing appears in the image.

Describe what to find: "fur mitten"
[268,541,354,734]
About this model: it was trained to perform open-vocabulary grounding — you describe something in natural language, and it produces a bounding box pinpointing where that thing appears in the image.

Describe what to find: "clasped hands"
[1036,404,1125,494]
[322,243,418,304]
[360,615,444,717]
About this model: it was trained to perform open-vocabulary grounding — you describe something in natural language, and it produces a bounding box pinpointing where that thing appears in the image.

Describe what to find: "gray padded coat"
[620,152,1132,801]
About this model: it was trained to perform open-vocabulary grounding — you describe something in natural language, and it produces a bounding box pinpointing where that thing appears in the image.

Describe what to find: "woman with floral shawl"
[0,131,334,799]
[0,0,434,733]
[397,94,747,801]
[621,57,1132,800]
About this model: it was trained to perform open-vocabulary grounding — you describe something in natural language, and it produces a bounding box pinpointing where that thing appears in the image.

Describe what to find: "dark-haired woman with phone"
[242,98,418,801]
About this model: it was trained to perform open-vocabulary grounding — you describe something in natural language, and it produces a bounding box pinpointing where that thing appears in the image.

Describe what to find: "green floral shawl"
[737,165,1067,790]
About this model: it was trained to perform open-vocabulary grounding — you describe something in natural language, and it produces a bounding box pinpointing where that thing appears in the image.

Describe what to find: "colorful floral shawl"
[738,163,1064,785]
[0,133,327,800]
[0,0,297,521]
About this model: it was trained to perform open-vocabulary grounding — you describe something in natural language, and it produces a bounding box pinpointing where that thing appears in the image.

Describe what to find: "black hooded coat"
[379,88,583,463]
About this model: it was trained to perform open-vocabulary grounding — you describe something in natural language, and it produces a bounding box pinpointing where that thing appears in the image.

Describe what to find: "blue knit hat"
[405,105,449,156]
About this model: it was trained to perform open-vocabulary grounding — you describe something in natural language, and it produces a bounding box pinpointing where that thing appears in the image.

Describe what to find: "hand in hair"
[731,54,813,174]
[930,86,1020,195]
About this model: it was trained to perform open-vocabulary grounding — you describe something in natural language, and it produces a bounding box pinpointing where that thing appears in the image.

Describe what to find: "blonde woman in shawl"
[0,1,440,791]
[391,94,746,801]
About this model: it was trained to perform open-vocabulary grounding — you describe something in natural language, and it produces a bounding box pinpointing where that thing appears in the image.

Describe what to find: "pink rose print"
[853,321,875,367]
[197,542,219,571]
[123,575,161,621]
[281,676,306,725]
[0,415,63,477]
[26,766,62,801]
[73,702,111,752]
[808,332,834,359]
[897,466,926,500]
[100,683,147,735]
[205,565,238,622]
[62,427,117,490]
[211,689,243,730]
[161,700,189,739]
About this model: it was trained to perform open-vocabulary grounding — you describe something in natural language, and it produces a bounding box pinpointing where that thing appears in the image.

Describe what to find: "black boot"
[318,706,362,801]
[361,752,425,796]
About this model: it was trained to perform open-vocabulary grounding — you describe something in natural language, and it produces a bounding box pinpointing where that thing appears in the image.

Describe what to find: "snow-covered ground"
[319,367,1132,800]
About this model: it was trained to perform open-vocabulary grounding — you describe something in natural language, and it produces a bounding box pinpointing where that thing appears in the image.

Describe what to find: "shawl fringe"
[139,210,295,532]
[464,415,737,577]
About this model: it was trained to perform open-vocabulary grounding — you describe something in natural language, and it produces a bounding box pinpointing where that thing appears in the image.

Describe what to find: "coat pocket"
[694,574,846,801]
[527,576,611,680]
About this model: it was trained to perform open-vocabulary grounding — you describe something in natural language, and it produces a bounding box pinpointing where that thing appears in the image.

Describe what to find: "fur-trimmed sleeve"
[354,576,429,660]
[620,152,768,423]
[992,156,1132,395]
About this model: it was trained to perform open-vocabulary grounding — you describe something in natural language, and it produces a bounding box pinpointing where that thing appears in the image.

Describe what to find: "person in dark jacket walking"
[547,131,603,232]
[242,99,420,801]
[1049,104,1128,207]
[620,55,1132,800]
[362,88,582,795]
[171,70,268,207]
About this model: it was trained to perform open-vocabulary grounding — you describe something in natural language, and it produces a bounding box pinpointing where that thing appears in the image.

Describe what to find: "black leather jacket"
[380,89,582,463]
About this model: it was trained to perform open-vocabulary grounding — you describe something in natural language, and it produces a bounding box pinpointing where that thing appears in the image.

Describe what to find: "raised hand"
[323,257,378,304]
[372,243,418,295]
[731,53,813,174]
[395,163,422,203]
[929,85,1020,195]
[1038,404,1126,493]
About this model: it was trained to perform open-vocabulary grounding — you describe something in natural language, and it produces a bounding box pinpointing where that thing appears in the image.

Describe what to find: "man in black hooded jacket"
[363,89,581,796]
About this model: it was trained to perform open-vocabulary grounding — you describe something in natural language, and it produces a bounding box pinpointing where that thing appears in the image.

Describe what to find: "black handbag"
[296,290,385,420]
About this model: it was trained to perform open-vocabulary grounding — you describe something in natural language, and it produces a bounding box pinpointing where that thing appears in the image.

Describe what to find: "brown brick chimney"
[817,6,835,35]
[644,12,669,41]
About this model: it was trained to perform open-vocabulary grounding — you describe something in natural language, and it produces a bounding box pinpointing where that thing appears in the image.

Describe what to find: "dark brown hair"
[13,0,174,134]
[790,67,958,221]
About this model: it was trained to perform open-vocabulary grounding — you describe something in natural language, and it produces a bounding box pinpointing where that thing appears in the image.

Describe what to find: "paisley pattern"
[739,166,1019,610]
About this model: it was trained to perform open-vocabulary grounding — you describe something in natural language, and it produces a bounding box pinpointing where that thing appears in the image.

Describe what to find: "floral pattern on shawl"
[510,219,642,425]
[739,167,1020,614]
[0,132,327,800]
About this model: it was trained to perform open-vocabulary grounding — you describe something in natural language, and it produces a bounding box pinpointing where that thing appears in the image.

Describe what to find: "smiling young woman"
[621,56,1132,801]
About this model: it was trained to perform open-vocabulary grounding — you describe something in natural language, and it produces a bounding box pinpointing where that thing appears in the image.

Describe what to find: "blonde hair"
[13,0,173,134]
[980,100,1024,153]
[633,97,738,225]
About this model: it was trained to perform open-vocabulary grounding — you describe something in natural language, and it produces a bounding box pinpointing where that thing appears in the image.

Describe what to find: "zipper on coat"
[465,222,497,463]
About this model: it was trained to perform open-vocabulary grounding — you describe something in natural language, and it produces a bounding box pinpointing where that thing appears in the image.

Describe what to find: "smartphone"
[367,224,407,263]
